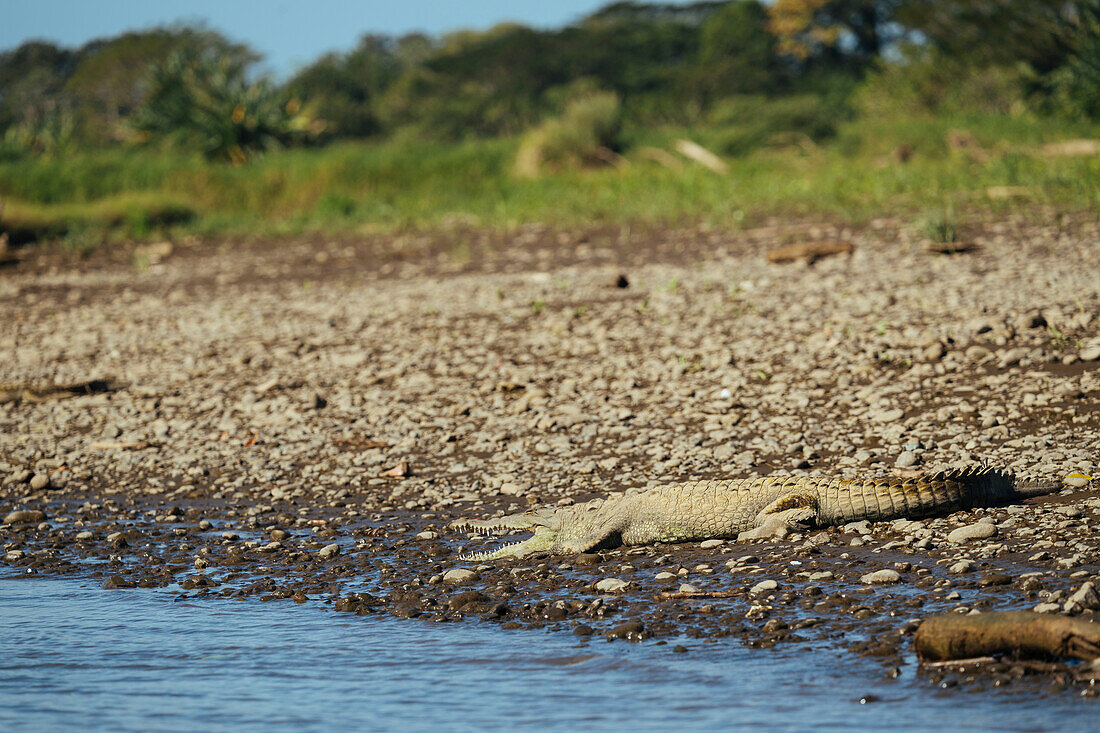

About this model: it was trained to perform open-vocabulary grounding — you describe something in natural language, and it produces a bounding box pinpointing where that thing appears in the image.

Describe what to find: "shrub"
[513,91,622,177]
[708,94,840,156]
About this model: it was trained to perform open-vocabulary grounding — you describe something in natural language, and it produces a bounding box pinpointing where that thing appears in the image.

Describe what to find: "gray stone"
[895,451,919,469]
[860,569,901,584]
[3,509,46,524]
[442,568,479,584]
[1067,582,1100,611]
[28,473,50,491]
[750,579,779,595]
[699,539,724,549]
[595,577,629,593]
[318,543,340,558]
[947,523,997,543]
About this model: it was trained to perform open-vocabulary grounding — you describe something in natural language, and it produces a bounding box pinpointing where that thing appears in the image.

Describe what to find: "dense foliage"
[0,0,1098,167]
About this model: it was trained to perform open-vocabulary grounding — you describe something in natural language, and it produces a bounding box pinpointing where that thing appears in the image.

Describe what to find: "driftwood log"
[766,241,853,264]
[914,611,1100,662]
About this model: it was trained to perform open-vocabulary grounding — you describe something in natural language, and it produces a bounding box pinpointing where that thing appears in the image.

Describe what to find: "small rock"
[678,583,699,593]
[76,531,93,540]
[1032,602,1062,614]
[28,473,50,491]
[605,620,644,640]
[442,568,479,584]
[102,575,135,589]
[947,523,997,543]
[895,451,919,469]
[655,571,677,580]
[699,539,724,549]
[318,543,340,558]
[948,559,973,574]
[922,342,946,361]
[3,509,46,525]
[750,579,779,595]
[861,569,901,584]
[417,531,438,540]
[595,578,629,593]
[1079,345,1100,362]
[1067,582,1100,611]
[1064,473,1092,488]
[977,573,1011,587]
[5,550,25,561]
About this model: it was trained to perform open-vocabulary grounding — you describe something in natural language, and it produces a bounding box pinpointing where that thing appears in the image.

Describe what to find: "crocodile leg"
[737,492,819,541]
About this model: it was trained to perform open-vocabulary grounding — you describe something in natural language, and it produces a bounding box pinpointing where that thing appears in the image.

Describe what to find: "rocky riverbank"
[3,215,1099,691]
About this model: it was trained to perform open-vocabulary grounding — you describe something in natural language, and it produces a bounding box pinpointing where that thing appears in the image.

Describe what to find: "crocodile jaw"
[460,526,558,561]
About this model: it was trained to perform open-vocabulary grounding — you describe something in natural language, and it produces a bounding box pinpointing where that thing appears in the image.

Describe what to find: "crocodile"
[450,466,1065,561]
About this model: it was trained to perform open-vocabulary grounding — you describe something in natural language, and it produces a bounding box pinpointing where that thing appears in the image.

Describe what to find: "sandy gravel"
[2,215,1099,689]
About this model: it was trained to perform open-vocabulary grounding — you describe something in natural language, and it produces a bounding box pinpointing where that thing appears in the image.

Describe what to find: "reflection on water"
[0,576,1091,731]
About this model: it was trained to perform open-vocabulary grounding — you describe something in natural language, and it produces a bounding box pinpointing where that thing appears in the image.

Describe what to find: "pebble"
[595,578,629,593]
[860,569,901,584]
[655,571,676,580]
[750,579,779,595]
[442,568,479,584]
[678,583,699,593]
[947,523,997,543]
[102,575,135,589]
[699,539,724,549]
[3,509,47,524]
[948,559,973,574]
[1067,582,1100,612]
[318,543,340,558]
[1064,474,1092,488]
[29,473,50,491]
[1079,345,1100,361]
[894,451,919,469]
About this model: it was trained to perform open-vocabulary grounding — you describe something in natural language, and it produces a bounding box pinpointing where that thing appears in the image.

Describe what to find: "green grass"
[1,192,195,245]
[2,110,1100,246]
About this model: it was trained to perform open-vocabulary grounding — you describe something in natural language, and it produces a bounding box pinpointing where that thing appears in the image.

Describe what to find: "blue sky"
[2,0,701,77]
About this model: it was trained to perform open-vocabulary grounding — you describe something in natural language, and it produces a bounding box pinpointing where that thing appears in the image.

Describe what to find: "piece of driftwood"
[766,240,853,264]
[926,241,981,255]
[673,139,728,174]
[914,611,1100,662]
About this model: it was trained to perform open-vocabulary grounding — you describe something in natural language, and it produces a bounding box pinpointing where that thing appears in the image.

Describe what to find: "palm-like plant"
[133,50,314,162]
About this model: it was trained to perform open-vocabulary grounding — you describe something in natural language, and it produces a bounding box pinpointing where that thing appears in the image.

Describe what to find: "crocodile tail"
[821,466,1023,523]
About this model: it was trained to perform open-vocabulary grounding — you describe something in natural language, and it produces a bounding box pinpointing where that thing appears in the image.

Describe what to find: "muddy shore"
[3,215,1099,692]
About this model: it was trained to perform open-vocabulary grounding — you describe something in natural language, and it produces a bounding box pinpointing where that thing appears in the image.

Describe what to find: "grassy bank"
[2,111,1100,247]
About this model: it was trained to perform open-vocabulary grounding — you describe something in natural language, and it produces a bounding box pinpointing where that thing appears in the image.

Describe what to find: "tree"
[897,0,1081,73]
[768,0,904,61]
[286,34,409,138]
[0,41,76,130]
[694,1,779,100]
[132,46,311,162]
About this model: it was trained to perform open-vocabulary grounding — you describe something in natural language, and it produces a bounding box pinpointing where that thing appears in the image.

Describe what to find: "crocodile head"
[449,506,563,561]
[449,502,612,561]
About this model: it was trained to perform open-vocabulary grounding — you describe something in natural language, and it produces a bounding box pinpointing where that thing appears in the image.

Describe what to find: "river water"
[0,575,1092,731]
